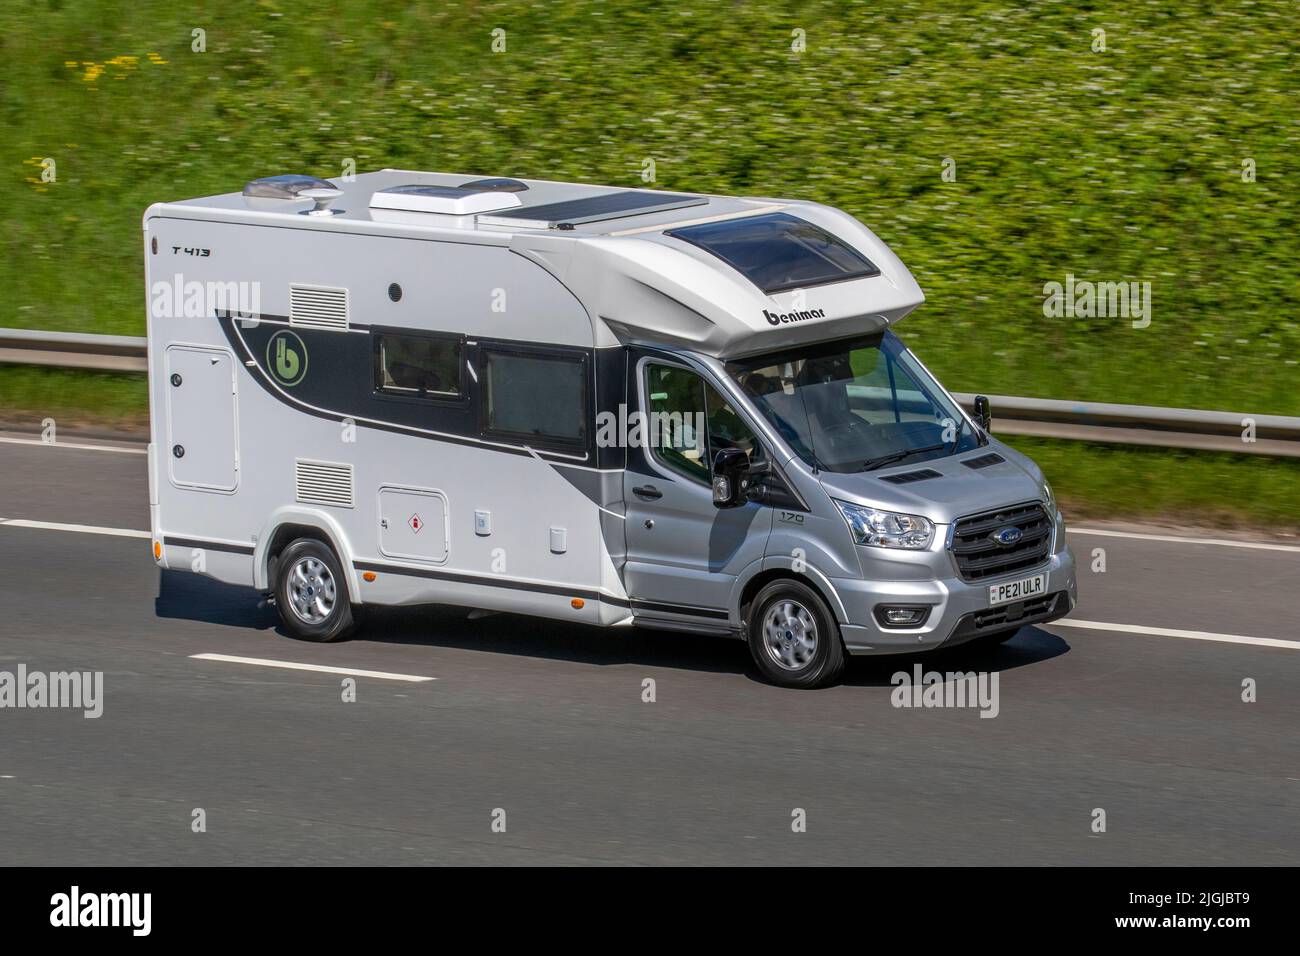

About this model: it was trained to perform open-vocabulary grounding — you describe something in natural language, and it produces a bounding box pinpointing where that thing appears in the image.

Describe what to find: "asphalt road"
[1,434,1297,865]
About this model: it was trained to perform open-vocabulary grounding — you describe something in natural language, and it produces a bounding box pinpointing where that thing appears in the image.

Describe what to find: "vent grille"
[289,285,349,330]
[295,459,354,508]
[962,453,1006,470]
[950,501,1052,582]
[879,468,943,485]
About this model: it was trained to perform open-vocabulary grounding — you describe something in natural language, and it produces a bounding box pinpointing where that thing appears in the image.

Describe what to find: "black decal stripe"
[353,560,631,607]
[629,599,730,620]
[219,313,591,467]
[165,536,256,555]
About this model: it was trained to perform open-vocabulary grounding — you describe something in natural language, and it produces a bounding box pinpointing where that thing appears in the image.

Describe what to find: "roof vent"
[369,185,523,215]
[459,177,530,193]
[243,174,338,199]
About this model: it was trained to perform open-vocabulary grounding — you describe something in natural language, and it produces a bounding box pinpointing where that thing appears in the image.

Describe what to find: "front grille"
[950,500,1052,582]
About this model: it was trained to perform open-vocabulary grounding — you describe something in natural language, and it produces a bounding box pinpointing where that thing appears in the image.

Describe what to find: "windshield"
[726,331,981,473]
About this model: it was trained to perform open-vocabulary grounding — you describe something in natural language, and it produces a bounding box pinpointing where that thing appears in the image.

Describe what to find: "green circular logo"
[267,330,308,387]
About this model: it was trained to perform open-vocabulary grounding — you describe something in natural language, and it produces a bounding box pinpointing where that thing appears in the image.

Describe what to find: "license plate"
[988,572,1047,606]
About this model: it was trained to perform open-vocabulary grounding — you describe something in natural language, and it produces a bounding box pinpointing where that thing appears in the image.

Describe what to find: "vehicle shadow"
[155,571,1070,685]
[358,603,748,676]
[840,626,1071,687]
[154,569,278,630]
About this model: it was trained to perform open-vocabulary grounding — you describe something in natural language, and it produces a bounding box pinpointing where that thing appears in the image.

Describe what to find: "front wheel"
[747,580,846,689]
[273,538,356,642]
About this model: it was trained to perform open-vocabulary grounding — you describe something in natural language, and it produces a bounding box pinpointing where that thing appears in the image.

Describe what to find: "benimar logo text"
[50,886,151,937]
[763,307,826,326]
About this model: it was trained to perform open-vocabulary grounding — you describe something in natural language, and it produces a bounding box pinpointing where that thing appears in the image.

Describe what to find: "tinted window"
[646,364,710,482]
[482,349,587,446]
[667,212,879,294]
[375,332,462,399]
[645,364,761,484]
[728,332,979,473]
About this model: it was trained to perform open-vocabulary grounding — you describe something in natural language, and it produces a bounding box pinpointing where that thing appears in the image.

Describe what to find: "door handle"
[633,484,663,500]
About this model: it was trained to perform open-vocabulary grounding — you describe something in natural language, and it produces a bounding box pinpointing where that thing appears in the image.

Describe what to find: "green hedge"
[2,0,1296,416]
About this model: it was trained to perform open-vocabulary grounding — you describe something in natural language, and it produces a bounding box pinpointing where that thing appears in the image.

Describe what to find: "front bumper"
[836,544,1077,655]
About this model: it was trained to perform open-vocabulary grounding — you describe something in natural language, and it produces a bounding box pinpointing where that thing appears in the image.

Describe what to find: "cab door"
[621,354,772,626]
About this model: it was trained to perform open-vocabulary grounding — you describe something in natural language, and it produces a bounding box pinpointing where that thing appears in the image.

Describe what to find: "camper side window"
[480,347,588,448]
[374,332,464,400]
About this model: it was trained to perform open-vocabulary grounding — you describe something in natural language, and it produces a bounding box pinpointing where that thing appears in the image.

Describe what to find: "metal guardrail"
[1,328,1297,457]
[0,327,147,373]
[950,394,1300,459]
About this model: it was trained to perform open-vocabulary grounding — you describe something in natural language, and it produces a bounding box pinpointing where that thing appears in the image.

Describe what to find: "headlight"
[834,500,935,550]
[1043,479,1061,517]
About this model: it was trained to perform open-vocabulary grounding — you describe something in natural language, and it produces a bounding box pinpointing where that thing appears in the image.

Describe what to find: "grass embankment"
[0,1,1295,525]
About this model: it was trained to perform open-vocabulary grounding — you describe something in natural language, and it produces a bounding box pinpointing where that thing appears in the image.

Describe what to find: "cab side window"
[645,363,761,484]
[645,364,709,482]
[705,381,762,467]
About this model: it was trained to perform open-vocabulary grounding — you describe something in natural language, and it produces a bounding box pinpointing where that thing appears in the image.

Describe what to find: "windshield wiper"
[946,416,967,453]
[861,442,949,472]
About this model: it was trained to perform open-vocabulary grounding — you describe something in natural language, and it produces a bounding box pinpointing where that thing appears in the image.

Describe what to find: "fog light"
[874,605,931,628]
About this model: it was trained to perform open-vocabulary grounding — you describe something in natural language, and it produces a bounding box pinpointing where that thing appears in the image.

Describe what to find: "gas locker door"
[378,486,449,564]
[165,346,238,492]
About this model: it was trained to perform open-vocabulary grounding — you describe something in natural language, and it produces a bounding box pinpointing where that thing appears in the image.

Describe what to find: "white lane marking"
[0,518,149,539]
[1053,619,1300,650]
[1068,527,1300,554]
[190,653,436,682]
[0,436,146,455]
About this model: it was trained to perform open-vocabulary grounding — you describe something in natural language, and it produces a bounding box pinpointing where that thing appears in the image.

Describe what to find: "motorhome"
[143,170,1077,688]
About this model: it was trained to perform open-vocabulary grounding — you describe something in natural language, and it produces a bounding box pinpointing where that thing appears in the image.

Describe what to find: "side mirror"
[711,448,750,509]
[973,395,992,432]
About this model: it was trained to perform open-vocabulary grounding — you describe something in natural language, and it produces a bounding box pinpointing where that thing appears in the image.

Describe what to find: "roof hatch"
[243,174,338,199]
[369,184,523,215]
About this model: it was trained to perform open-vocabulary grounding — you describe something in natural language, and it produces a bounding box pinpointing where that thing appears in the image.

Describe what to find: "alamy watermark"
[595,403,706,450]
[891,664,999,718]
[0,664,103,718]
[150,273,260,319]
[50,886,150,936]
[1043,273,1151,329]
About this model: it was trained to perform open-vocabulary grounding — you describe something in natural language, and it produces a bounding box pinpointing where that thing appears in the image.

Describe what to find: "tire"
[746,580,846,689]
[273,538,356,642]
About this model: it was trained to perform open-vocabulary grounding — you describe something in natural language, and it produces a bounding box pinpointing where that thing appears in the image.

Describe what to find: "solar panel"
[477,191,708,229]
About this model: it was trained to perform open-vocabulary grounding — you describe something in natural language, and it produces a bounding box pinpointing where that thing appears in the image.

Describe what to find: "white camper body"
[144,170,1075,687]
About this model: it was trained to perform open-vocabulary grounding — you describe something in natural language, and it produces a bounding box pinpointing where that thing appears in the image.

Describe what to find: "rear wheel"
[273,538,356,642]
[747,580,846,689]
